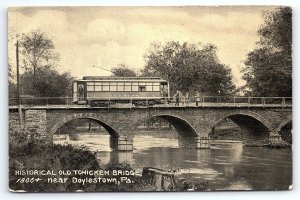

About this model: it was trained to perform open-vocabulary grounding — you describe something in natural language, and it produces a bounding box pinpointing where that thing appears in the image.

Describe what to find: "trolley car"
[72,76,170,107]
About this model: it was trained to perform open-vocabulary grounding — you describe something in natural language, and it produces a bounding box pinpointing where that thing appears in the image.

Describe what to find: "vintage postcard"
[8,6,292,192]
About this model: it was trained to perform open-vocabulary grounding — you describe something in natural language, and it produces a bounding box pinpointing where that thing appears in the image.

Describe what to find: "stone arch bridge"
[9,105,292,150]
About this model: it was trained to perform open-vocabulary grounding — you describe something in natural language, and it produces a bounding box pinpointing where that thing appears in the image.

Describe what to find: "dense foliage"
[243,7,292,97]
[9,142,100,192]
[9,30,71,100]
[20,66,73,98]
[142,41,236,96]
[20,30,59,76]
[111,64,137,77]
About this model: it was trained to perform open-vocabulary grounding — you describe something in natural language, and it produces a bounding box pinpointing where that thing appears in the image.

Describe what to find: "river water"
[54,134,292,191]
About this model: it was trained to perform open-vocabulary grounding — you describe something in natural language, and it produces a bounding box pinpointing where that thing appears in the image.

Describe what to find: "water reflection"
[196,149,211,161]
[53,133,292,190]
[209,142,244,179]
[109,151,134,165]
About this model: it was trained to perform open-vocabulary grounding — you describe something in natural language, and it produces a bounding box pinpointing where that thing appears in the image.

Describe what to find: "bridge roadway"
[9,103,292,150]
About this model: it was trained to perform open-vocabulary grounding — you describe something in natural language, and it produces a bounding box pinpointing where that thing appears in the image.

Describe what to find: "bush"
[9,142,100,192]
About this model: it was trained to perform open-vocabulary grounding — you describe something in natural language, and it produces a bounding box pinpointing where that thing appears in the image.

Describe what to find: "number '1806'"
[16,178,41,183]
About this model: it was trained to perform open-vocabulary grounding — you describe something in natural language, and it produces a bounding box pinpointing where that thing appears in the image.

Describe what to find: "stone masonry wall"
[9,106,292,148]
[24,110,48,141]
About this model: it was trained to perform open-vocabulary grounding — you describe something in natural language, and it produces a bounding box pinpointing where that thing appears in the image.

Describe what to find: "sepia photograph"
[8,6,292,192]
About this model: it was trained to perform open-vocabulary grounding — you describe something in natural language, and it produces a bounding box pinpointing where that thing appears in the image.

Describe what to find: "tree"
[8,63,18,99]
[142,41,235,96]
[8,63,14,83]
[20,66,73,98]
[242,7,292,97]
[20,30,60,85]
[111,64,137,77]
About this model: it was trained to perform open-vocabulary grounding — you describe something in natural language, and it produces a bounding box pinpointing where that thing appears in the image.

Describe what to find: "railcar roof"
[83,76,164,80]
[77,76,168,82]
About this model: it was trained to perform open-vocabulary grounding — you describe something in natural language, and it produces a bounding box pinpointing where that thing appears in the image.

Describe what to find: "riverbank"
[9,142,212,192]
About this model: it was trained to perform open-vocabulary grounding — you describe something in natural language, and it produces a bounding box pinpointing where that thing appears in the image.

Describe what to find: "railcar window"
[146,83,153,91]
[87,82,94,91]
[117,82,124,91]
[125,82,131,91]
[153,83,160,91]
[132,83,138,91]
[110,82,117,91]
[95,82,102,91]
[103,83,109,91]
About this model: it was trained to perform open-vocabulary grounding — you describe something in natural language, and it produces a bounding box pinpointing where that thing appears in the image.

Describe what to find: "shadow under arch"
[138,114,198,148]
[51,116,119,149]
[210,112,272,146]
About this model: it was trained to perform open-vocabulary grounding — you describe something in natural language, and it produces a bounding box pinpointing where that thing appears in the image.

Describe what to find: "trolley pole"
[16,41,23,127]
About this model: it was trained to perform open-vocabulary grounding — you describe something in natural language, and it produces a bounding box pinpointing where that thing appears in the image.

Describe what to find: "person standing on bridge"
[174,90,180,106]
[185,92,190,106]
[182,94,186,106]
[195,93,200,107]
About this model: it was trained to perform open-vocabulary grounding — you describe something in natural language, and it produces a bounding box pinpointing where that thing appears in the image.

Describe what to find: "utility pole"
[16,41,23,127]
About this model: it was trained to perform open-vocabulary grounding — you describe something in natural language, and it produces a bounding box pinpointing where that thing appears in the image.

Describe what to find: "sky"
[8,6,278,86]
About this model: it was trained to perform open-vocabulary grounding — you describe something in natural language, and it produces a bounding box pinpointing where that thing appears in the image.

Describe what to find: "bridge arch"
[50,116,119,137]
[213,110,273,131]
[152,114,198,136]
[50,115,120,149]
[276,115,292,132]
[135,114,198,148]
[276,115,292,145]
[210,110,272,145]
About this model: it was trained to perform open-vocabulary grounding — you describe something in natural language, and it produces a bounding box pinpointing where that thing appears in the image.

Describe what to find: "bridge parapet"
[9,96,293,108]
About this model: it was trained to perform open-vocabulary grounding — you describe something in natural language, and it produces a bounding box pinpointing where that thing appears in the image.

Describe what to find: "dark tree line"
[20,30,60,81]
[111,64,137,77]
[20,66,73,97]
[9,30,73,99]
[141,42,235,96]
[242,7,292,97]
